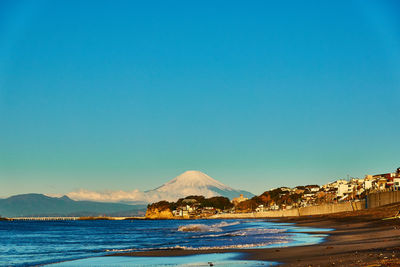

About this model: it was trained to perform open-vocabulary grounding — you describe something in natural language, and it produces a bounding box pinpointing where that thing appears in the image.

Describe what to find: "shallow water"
[54,253,275,266]
[0,219,332,266]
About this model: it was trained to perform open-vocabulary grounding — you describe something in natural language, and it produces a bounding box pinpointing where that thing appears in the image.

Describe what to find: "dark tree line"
[236,188,303,212]
[148,195,233,211]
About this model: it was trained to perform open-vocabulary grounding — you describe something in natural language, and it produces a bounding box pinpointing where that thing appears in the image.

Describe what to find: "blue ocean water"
[0,219,331,266]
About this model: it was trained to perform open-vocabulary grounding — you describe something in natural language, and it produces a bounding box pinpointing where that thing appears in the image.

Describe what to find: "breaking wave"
[106,240,290,252]
[189,228,286,239]
[177,221,240,232]
[177,224,222,232]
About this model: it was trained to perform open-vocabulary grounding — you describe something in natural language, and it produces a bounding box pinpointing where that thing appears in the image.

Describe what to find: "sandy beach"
[111,202,400,266]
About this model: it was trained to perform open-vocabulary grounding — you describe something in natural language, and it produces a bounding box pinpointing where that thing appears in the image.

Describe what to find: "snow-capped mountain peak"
[148,170,254,201]
[156,170,231,192]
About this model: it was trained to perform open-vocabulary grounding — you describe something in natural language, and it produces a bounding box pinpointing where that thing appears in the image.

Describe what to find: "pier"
[7,216,145,221]
[10,217,79,221]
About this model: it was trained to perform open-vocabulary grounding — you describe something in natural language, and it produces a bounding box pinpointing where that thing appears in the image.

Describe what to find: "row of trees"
[147,195,234,212]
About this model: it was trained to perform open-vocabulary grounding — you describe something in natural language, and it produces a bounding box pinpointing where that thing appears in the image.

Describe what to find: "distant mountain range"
[1,171,254,217]
[0,194,146,217]
[66,170,254,203]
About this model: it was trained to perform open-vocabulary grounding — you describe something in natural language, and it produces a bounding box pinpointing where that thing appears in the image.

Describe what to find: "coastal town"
[146,167,400,218]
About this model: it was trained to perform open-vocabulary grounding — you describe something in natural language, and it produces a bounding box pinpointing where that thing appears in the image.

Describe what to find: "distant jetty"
[6,216,145,221]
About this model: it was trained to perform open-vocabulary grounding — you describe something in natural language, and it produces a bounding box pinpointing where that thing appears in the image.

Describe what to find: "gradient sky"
[1,0,399,198]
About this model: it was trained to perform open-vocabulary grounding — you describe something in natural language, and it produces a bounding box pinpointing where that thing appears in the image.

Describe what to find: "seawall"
[211,201,364,218]
[366,190,400,209]
[212,191,400,219]
[299,201,364,216]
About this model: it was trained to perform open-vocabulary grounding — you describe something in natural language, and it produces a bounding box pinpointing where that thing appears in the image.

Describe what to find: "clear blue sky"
[1,0,399,198]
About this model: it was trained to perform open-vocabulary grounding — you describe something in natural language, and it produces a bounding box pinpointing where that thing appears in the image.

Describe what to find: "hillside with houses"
[231,167,400,213]
[146,167,400,218]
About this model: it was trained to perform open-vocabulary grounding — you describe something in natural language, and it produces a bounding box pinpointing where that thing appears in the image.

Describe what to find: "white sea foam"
[190,231,246,238]
[177,224,222,232]
[241,228,287,234]
[177,221,240,233]
[193,228,287,239]
[106,240,290,253]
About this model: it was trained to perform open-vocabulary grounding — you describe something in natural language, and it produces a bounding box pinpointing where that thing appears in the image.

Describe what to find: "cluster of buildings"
[323,167,400,200]
[170,199,223,218]
[172,204,218,218]
[233,167,400,212]
[232,194,249,205]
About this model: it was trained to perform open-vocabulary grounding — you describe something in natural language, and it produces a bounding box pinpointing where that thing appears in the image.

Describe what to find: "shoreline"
[110,202,400,266]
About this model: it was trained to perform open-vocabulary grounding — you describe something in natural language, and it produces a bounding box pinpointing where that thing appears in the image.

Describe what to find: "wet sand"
[111,202,400,266]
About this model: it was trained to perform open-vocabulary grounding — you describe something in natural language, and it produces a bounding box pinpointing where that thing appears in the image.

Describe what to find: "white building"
[337,184,353,197]
[364,180,373,190]
[309,187,320,192]
[394,178,400,189]
[255,205,264,212]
